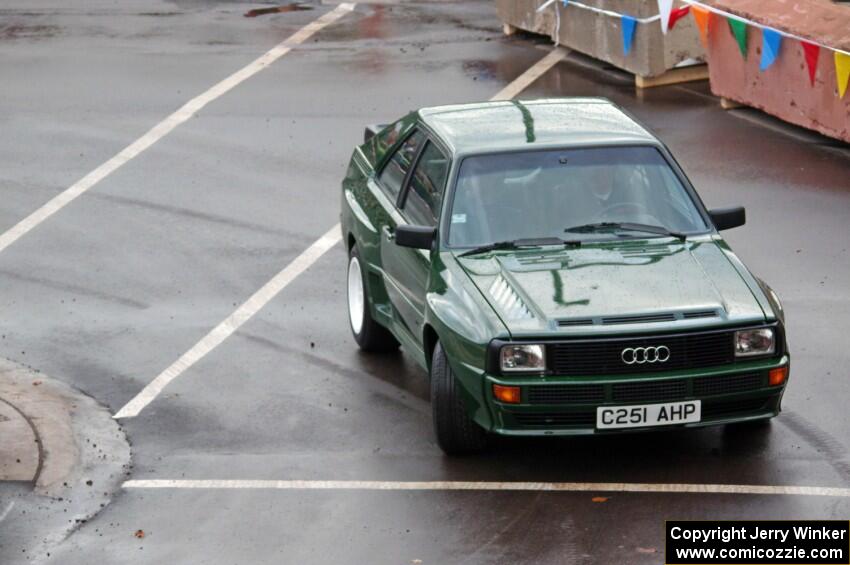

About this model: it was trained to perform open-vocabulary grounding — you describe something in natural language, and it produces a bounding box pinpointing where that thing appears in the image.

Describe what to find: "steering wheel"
[593,202,662,226]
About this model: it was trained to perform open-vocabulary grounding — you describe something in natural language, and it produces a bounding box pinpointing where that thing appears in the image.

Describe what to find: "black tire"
[431,342,487,454]
[347,245,399,352]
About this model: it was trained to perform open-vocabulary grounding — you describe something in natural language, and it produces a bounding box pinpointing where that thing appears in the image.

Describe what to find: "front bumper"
[485,356,789,436]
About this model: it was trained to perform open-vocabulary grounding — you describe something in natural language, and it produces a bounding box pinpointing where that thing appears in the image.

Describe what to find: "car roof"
[418,98,658,155]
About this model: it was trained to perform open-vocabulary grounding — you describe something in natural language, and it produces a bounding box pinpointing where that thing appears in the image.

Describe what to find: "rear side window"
[371,120,409,165]
[402,141,449,227]
[379,130,425,200]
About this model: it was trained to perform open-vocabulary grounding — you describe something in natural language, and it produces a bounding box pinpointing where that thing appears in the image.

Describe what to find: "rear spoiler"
[364,123,389,143]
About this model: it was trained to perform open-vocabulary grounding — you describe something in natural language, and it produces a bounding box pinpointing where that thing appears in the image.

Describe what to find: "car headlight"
[500,344,545,372]
[735,328,775,357]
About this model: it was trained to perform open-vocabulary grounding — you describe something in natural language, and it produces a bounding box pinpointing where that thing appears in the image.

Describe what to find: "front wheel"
[431,342,487,455]
[347,245,399,352]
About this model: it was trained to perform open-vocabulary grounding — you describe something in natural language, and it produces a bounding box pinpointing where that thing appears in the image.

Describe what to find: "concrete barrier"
[496,0,706,81]
[703,0,850,143]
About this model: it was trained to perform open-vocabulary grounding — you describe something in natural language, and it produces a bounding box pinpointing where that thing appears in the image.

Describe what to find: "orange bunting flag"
[691,6,710,48]
[835,51,850,98]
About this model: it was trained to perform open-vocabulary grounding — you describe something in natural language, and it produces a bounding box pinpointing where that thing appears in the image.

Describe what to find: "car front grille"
[702,398,767,418]
[513,412,596,427]
[527,384,605,404]
[611,379,687,402]
[693,372,765,396]
[548,330,735,376]
[526,372,765,405]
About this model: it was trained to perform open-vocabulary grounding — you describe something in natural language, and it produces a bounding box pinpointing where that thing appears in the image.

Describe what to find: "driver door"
[381,136,449,341]
[374,129,425,340]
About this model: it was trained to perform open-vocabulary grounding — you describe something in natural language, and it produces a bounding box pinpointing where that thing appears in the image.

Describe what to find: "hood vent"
[602,313,676,325]
[557,318,594,327]
[489,276,534,321]
[556,309,720,328]
[683,309,719,320]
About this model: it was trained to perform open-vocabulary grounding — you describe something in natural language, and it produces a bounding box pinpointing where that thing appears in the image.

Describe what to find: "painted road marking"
[122,480,850,498]
[113,225,342,419]
[0,3,356,256]
[115,46,567,418]
[490,47,567,101]
[0,502,14,523]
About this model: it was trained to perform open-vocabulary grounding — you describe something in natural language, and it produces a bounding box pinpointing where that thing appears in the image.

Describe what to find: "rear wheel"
[347,245,399,352]
[431,342,487,455]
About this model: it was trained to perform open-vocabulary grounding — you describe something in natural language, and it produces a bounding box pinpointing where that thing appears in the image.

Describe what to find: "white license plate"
[596,400,701,429]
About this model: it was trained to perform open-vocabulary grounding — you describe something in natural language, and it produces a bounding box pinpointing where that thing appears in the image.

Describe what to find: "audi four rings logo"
[621,346,671,364]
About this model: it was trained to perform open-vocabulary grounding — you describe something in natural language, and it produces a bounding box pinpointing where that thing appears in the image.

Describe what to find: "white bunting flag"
[657,0,673,34]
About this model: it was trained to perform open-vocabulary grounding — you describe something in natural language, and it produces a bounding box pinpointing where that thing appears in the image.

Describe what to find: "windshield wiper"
[458,237,580,258]
[564,222,687,241]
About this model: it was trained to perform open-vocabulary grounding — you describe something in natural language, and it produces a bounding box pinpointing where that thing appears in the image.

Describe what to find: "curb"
[0,396,40,483]
[0,358,131,562]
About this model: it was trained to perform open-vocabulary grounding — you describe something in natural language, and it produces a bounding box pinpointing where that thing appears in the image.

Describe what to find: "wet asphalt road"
[1,1,849,563]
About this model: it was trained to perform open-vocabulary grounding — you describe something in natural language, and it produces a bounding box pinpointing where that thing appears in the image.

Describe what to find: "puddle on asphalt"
[244,4,313,18]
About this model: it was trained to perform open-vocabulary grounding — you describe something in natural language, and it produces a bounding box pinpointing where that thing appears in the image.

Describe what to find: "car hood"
[455,238,767,337]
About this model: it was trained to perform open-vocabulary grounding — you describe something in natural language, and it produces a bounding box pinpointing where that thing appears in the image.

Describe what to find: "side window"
[378,130,425,200]
[371,120,408,164]
[402,141,449,227]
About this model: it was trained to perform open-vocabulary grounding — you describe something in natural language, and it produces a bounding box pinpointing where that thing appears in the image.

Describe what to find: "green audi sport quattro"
[340,98,789,454]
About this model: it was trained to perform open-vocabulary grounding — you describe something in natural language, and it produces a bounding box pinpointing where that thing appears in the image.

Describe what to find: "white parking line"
[490,47,567,101]
[115,46,566,418]
[113,224,341,419]
[122,479,850,498]
[0,502,14,523]
[0,3,356,256]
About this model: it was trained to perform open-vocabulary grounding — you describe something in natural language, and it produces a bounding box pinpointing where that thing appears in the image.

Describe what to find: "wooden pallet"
[503,23,518,36]
[720,97,745,110]
[635,64,710,89]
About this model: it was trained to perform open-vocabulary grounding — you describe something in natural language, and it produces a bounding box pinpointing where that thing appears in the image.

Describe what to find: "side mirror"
[395,225,436,250]
[709,207,746,231]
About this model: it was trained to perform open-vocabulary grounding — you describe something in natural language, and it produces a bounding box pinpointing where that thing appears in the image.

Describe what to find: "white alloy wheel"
[347,255,365,335]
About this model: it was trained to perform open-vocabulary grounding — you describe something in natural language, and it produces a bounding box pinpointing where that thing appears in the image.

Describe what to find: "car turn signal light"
[768,366,788,386]
[493,384,521,404]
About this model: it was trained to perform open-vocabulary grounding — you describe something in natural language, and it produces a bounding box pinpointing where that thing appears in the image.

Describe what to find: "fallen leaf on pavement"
[134,530,145,539]
[591,496,608,503]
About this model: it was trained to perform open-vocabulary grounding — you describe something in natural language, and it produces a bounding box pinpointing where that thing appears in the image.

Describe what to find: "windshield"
[448,146,708,248]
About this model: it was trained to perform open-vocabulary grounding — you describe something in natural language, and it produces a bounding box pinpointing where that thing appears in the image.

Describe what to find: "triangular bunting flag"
[621,15,637,56]
[835,51,850,98]
[667,6,690,31]
[691,5,710,48]
[657,0,673,35]
[802,41,820,86]
[759,28,782,71]
[727,18,748,59]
